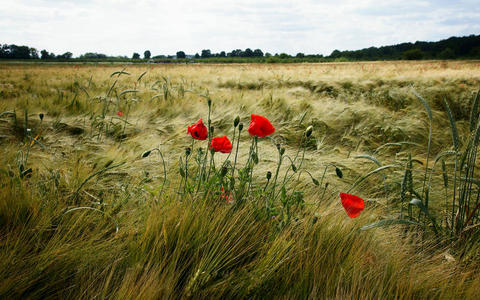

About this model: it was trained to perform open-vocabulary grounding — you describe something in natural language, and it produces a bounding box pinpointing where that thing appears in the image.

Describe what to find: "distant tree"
[403,48,423,60]
[5,45,31,59]
[296,52,305,58]
[265,52,272,57]
[330,49,341,58]
[57,52,72,59]
[80,52,108,59]
[439,48,455,59]
[219,51,226,57]
[40,50,49,60]
[132,52,140,59]
[30,48,39,59]
[201,49,211,58]
[144,50,151,59]
[194,53,200,59]
[244,48,253,57]
[176,51,186,59]
[253,49,263,57]
[279,53,290,59]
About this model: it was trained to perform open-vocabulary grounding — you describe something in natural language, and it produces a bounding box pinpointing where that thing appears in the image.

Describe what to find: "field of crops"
[1,61,480,298]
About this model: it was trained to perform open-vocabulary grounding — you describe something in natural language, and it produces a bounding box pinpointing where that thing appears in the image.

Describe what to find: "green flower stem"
[269,148,283,209]
[246,137,258,199]
[231,126,242,180]
[196,103,212,193]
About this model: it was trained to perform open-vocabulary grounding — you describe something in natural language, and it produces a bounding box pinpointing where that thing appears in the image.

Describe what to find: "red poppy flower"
[209,136,232,153]
[339,193,365,218]
[221,187,234,204]
[187,119,208,140]
[117,111,124,117]
[248,114,275,137]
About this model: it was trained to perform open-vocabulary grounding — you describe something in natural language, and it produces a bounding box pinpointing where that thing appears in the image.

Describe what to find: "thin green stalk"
[246,137,258,199]
[269,147,283,209]
[231,126,242,179]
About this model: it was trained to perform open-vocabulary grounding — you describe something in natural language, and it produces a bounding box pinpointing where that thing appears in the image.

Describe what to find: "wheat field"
[1,61,480,299]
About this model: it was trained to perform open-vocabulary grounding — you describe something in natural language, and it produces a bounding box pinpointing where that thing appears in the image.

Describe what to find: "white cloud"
[0,0,478,56]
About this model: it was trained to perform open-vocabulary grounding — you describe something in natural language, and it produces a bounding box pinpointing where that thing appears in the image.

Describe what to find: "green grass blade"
[347,165,396,193]
[444,98,459,151]
[360,219,421,231]
[119,89,139,97]
[354,154,382,167]
[469,89,480,132]
[413,90,432,121]
[409,198,439,235]
[137,71,147,83]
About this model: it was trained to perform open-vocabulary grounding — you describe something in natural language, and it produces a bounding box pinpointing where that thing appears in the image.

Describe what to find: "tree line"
[1,34,480,62]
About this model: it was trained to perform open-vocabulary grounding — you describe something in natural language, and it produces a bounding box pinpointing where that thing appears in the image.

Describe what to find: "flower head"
[210,136,232,153]
[248,114,275,137]
[117,111,124,117]
[221,187,234,204]
[187,119,208,140]
[339,193,365,218]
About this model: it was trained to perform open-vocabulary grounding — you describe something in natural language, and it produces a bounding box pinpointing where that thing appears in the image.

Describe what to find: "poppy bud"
[252,153,259,164]
[210,126,214,135]
[335,167,343,179]
[276,143,281,150]
[305,126,313,138]
[238,123,244,131]
[312,178,319,186]
[179,167,185,177]
[39,113,44,121]
[266,171,272,180]
[234,116,240,127]
[185,147,191,156]
[291,164,297,172]
[221,166,228,177]
[208,99,212,107]
[280,148,285,155]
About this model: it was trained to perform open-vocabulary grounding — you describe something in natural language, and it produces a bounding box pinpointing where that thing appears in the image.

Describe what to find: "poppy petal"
[339,192,365,218]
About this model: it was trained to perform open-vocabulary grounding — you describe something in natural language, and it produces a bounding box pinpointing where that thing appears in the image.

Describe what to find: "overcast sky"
[1,0,479,57]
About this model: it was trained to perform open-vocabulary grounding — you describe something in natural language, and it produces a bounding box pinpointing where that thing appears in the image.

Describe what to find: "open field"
[1,61,480,298]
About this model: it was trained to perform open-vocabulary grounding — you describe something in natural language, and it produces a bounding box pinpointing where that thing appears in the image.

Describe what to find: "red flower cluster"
[187,119,208,140]
[248,114,275,137]
[210,136,232,153]
[339,193,365,218]
[117,111,124,117]
[221,187,234,204]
